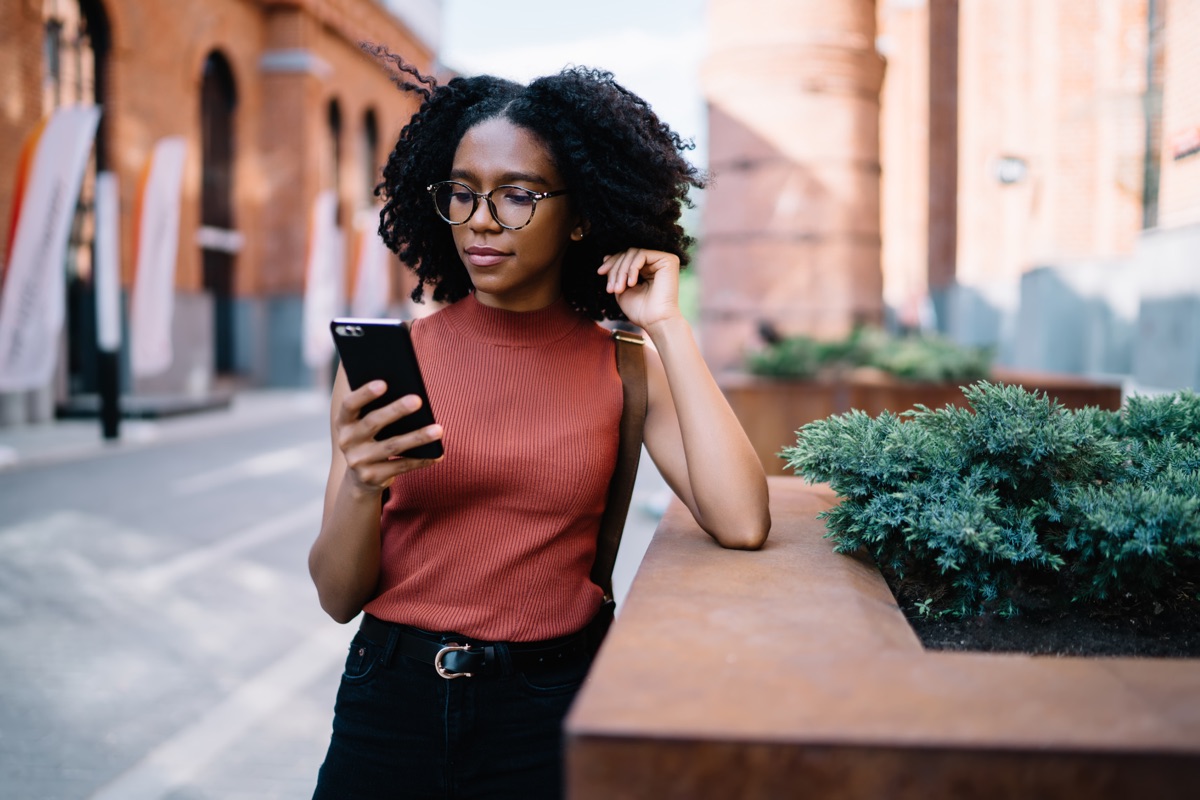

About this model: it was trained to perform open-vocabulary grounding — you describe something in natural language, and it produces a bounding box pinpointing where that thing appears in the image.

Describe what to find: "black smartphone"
[330,318,444,459]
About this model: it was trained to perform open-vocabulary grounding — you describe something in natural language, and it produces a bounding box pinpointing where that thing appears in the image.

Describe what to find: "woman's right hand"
[334,379,444,492]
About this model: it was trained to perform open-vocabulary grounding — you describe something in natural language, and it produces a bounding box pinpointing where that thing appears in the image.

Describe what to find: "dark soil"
[883,571,1200,658]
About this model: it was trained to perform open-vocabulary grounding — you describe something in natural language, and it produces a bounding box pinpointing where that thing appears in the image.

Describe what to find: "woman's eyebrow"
[448,168,550,186]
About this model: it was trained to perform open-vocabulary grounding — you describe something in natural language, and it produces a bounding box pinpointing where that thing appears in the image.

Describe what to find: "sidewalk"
[0,388,668,798]
[0,389,331,472]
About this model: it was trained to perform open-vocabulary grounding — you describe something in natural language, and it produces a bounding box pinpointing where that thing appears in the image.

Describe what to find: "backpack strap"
[591,330,648,602]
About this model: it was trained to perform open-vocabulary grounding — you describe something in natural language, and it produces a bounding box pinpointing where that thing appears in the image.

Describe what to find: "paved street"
[0,391,666,799]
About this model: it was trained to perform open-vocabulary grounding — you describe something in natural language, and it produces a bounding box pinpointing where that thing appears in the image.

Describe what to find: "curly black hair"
[366,45,706,321]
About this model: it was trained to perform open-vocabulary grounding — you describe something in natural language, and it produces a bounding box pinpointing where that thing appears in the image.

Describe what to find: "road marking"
[133,500,324,592]
[88,622,348,800]
[172,441,326,495]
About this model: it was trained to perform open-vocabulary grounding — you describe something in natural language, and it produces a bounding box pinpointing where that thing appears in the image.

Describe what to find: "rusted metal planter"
[721,370,1123,476]
[565,478,1200,799]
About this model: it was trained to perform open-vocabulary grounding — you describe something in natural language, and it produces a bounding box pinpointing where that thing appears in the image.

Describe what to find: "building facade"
[0,0,434,424]
[700,0,886,372]
[877,0,1200,390]
[703,0,1198,388]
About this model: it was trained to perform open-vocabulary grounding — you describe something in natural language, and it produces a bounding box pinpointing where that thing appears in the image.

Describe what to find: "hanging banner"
[129,136,187,377]
[350,208,392,319]
[0,106,101,391]
[302,190,344,368]
[94,172,121,352]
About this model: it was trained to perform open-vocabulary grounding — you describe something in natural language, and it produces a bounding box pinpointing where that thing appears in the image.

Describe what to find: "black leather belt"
[359,603,613,680]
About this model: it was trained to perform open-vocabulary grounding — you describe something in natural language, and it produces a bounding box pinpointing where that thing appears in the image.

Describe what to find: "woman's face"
[447,117,581,311]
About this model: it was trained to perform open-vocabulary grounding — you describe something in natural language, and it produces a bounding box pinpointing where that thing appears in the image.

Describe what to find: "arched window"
[327,98,344,225]
[201,52,237,231]
[200,51,239,374]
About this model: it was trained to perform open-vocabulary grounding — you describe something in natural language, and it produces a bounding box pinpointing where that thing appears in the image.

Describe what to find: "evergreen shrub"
[781,382,1200,618]
[746,327,991,383]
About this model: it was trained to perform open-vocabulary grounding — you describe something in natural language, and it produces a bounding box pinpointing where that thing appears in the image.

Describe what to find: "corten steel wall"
[1159,0,1200,226]
[0,0,431,393]
[700,0,885,373]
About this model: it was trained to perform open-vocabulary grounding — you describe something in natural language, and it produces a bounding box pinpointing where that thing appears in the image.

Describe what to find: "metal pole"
[95,171,121,439]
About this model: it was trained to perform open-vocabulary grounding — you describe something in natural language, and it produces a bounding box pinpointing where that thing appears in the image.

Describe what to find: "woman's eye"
[449,191,473,204]
[499,189,535,206]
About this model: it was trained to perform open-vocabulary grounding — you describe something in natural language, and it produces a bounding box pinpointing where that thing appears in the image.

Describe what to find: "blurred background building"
[1,0,1198,430]
[0,0,435,425]
[701,0,1200,394]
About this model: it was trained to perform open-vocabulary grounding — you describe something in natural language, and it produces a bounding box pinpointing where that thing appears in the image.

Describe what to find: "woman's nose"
[468,196,500,231]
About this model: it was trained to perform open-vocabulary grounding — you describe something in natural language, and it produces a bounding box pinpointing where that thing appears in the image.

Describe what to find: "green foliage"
[865,334,993,383]
[746,327,992,383]
[782,382,1200,618]
[745,336,827,379]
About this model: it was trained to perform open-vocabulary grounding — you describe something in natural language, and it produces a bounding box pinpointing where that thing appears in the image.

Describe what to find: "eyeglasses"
[427,180,569,231]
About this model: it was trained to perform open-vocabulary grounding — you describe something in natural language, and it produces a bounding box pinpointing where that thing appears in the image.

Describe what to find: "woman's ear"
[570,220,589,242]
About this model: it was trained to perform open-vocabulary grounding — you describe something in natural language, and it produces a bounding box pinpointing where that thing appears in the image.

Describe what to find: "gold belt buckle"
[434,643,473,679]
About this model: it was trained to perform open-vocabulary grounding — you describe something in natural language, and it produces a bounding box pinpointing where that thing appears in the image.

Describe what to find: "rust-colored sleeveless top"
[362,294,622,641]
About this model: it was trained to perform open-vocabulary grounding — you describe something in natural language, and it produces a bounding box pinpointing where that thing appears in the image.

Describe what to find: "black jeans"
[312,621,596,799]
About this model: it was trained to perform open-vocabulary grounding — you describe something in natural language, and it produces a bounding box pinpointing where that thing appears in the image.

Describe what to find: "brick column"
[700,0,885,372]
[927,0,958,311]
[259,3,327,296]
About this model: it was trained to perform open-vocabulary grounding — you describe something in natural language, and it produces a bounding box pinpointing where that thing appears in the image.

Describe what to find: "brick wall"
[877,0,928,314]
[876,0,1156,320]
[0,0,433,395]
[701,0,885,371]
[1159,0,1200,227]
[954,0,1148,294]
[0,0,47,273]
[1,0,431,301]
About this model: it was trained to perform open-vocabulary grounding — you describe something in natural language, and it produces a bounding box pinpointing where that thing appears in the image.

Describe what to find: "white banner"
[94,172,121,352]
[302,190,344,368]
[0,106,101,391]
[350,208,392,319]
[129,136,187,377]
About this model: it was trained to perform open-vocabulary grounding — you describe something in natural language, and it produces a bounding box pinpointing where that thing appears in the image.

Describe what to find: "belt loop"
[381,618,400,668]
[491,643,513,676]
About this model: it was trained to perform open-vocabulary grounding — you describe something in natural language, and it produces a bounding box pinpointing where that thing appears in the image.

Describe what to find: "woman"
[310,52,770,799]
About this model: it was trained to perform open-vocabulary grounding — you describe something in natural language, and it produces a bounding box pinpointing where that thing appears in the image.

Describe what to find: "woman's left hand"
[598,248,681,331]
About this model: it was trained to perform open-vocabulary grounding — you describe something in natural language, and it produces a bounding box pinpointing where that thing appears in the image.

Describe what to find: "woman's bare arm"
[308,367,444,623]
[601,249,770,549]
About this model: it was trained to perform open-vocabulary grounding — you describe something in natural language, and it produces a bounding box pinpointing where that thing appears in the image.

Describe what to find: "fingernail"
[404,395,421,410]
[426,425,442,437]
[369,380,386,393]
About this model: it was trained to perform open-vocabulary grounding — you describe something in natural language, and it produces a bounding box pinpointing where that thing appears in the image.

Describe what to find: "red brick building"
[700,0,886,372]
[1159,0,1200,227]
[880,0,1153,322]
[0,0,434,422]
[705,0,1199,387]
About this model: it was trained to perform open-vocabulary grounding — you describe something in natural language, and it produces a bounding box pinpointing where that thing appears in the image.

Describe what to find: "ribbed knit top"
[363,293,622,641]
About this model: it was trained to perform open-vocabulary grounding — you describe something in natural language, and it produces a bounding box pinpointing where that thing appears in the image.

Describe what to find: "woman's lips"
[465,246,508,268]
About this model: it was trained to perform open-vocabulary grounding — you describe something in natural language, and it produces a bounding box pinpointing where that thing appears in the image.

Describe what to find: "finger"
[339,380,387,422]
[345,421,443,481]
[610,250,640,294]
[361,393,423,438]
[605,252,625,292]
[628,253,644,287]
[384,423,443,459]
[597,253,619,275]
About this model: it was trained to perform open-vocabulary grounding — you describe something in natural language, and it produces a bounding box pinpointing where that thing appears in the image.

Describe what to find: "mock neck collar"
[444,293,585,347]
